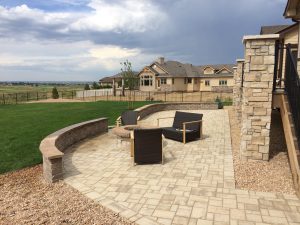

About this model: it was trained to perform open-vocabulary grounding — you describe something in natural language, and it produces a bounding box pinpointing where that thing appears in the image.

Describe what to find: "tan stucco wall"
[282,25,299,78]
[199,77,234,91]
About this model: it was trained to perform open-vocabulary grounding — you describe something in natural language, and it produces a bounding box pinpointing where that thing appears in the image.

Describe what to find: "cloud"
[0,0,291,81]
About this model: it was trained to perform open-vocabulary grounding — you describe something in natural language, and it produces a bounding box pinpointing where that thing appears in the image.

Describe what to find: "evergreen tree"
[52,87,59,99]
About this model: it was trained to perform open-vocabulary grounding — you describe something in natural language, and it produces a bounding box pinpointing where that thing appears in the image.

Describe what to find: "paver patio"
[64,110,300,225]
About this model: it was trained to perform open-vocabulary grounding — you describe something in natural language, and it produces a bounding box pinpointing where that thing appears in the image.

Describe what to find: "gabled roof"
[99,71,138,82]
[284,0,300,18]
[139,60,235,78]
[260,23,297,35]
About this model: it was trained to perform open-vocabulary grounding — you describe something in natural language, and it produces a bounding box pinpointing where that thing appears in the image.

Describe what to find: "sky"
[0,0,292,81]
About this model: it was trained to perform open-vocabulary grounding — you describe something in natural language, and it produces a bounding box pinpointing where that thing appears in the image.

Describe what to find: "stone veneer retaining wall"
[240,34,279,161]
[135,102,218,119]
[40,118,108,183]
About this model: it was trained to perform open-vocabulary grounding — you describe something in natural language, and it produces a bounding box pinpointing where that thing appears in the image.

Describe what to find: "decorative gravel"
[0,165,133,225]
[227,106,296,194]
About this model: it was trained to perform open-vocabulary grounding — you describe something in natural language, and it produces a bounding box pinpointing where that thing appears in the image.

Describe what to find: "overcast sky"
[0,0,291,81]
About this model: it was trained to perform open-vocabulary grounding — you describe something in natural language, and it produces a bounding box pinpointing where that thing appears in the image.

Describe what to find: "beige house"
[138,57,235,92]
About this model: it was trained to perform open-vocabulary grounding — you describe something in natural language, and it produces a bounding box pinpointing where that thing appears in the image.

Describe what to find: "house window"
[219,80,227,86]
[161,78,167,85]
[157,79,160,87]
[140,75,153,86]
[205,80,210,86]
[172,78,175,85]
[187,78,192,83]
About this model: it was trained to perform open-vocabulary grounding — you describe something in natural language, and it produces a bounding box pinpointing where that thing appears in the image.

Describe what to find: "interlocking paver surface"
[64,110,300,225]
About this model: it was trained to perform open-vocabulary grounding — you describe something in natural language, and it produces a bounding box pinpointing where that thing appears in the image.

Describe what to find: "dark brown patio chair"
[157,111,203,144]
[130,128,163,165]
[116,110,140,127]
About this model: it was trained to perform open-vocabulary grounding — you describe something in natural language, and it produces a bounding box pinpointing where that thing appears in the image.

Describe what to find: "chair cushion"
[172,111,203,131]
[162,127,198,143]
[121,111,138,125]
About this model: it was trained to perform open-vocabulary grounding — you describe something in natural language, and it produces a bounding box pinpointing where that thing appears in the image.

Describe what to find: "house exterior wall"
[281,25,299,78]
[139,72,156,92]
[199,77,234,91]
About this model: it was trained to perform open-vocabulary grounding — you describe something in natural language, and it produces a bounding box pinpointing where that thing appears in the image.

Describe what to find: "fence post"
[37,92,39,101]
[165,91,167,102]
[133,91,136,102]
[26,92,29,102]
[46,92,48,100]
[62,92,64,99]
[83,91,85,101]
[71,91,74,99]
[200,91,202,102]
[15,93,18,104]
[181,91,183,102]
[3,93,5,105]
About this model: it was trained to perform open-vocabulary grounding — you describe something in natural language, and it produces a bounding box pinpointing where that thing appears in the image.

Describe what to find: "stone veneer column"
[233,59,245,122]
[240,34,279,161]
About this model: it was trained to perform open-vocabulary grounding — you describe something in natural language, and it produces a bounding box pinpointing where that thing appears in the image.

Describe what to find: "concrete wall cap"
[236,59,245,62]
[243,34,280,43]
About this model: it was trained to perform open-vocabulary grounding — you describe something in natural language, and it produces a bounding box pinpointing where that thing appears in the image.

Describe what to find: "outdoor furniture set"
[112,110,203,165]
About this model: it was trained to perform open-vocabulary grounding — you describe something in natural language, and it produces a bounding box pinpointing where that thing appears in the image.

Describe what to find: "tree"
[92,82,100,89]
[84,84,90,90]
[120,60,137,91]
[52,87,59,99]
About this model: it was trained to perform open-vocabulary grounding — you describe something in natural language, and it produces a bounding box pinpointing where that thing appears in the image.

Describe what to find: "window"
[219,80,227,86]
[157,79,160,87]
[140,75,153,86]
[205,80,210,86]
[161,78,167,85]
[187,78,192,84]
[172,78,175,85]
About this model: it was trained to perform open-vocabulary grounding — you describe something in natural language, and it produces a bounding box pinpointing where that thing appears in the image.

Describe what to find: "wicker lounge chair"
[157,111,203,144]
[116,110,140,127]
[130,128,163,165]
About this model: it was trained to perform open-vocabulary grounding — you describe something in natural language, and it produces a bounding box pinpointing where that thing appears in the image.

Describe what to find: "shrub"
[84,84,90,90]
[52,87,59,99]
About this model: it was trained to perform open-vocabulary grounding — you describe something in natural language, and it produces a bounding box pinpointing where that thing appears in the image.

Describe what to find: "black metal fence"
[0,89,233,105]
[285,44,300,148]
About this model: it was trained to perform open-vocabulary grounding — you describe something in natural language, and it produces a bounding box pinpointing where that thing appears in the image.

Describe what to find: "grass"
[0,101,150,174]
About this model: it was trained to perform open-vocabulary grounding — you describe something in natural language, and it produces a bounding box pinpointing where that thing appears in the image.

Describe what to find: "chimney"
[156,57,165,65]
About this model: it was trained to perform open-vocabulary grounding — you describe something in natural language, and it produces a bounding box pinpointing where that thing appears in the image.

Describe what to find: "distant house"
[138,57,235,92]
[99,72,139,88]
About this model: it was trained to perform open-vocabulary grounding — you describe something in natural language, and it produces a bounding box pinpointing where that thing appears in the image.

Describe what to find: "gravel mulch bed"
[227,106,296,194]
[0,165,133,225]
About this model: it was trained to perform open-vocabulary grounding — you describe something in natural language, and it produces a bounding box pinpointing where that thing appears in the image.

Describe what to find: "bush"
[92,82,100,89]
[52,87,59,99]
[84,84,90,90]
[215,96,223,109]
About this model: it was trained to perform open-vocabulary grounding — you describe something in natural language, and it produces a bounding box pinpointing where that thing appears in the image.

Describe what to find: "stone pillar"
[233,59,245,122]
[240,34,279,161]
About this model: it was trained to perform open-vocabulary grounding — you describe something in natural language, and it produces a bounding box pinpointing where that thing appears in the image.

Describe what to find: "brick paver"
[64,110,300,225]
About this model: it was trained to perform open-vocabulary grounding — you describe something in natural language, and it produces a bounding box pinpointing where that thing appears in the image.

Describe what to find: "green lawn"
[0,101,150,174]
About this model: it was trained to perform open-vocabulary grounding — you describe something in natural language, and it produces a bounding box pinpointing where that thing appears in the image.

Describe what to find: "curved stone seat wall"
[135,102,218,119]
[40,118,108,183]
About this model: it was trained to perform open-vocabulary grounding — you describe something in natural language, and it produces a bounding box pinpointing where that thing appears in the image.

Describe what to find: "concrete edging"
[134,102,218,119]
[40,118,108,183]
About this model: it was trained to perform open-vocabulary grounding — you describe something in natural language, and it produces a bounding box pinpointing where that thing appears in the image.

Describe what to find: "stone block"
[248,96,269,102]
[250,65,267,71]
[259,146,269,154]
[252,136,265,145]
[264,56,275,65]
[253,107,267,116]
[251,56,264,65]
